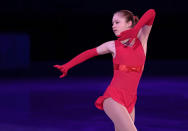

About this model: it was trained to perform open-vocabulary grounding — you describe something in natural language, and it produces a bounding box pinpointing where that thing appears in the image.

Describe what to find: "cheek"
[118,23,125,29]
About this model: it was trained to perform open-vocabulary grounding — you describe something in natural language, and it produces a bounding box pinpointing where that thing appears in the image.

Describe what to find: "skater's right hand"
[53,64,69,78]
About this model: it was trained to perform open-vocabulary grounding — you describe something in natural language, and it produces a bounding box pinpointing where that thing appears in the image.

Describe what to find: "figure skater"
[54,9,156,131]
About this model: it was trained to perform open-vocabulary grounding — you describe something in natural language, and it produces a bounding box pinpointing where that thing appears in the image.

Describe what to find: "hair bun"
[133,15,136,20]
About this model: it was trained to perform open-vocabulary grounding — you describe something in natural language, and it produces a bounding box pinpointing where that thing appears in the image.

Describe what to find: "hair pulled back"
[114,10,139,28]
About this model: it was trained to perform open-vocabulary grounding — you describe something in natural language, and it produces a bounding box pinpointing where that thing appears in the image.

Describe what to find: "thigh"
[103,97,137,131]
[114,124,120,131]
[130,107,135,123]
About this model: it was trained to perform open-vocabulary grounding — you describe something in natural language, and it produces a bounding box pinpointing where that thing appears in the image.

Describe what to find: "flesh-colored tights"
[103,98,137,131]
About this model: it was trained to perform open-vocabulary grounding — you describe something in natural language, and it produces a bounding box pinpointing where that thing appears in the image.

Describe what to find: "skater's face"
[112,13,132,36]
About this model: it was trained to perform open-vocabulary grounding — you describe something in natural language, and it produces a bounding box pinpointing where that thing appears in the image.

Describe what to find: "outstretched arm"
[54,41,113,78]
[54,48,98,78]
[61,48,98,70]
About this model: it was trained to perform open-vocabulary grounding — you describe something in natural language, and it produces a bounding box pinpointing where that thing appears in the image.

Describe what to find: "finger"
[53,65,59,68]
[59,75,63,78]
[59,74,63,78]
[54,65,62,69]
[60,72,67,78]
[59,73,66,78]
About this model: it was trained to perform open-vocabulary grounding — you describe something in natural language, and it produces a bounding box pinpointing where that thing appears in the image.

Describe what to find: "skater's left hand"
[53,64,69,78]
[118,28,137,44]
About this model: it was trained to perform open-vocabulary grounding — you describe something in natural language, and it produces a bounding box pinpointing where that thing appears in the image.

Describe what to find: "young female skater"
[54,9,156,131]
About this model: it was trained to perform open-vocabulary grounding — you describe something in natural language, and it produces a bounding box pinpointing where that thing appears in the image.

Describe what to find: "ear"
[127,20,133,28]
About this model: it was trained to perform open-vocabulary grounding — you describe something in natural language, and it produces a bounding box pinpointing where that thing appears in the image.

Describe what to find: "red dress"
[95,38,146,114]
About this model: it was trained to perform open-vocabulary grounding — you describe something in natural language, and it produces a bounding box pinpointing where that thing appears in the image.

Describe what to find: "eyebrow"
[112,20,119,23]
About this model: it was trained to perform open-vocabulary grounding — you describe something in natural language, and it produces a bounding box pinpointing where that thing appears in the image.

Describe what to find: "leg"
[114,124,120,131]
[130,107,135,123]
[115,107,135,131]
[103,98,137,131]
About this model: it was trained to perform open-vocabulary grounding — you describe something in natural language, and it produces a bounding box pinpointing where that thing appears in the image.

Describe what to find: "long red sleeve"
[54,48,99,78]
[133,9,156,35]
[117,9,156,42]
[63,48,98,70]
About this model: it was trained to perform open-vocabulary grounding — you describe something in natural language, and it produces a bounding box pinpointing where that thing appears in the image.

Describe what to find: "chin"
[114,32,120,36]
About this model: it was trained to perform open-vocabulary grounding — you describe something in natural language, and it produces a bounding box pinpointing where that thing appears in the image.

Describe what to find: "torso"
[109,40,147,59]
[108,25,151,58]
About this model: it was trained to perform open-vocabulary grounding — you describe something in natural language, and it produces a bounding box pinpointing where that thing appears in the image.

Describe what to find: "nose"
[112,24,116,29]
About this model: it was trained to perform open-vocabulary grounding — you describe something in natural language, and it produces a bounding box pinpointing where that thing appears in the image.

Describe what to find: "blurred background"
[0,0,187,130]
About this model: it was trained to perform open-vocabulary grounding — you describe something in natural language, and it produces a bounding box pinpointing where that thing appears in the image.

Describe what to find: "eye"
[112,21,119,25]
